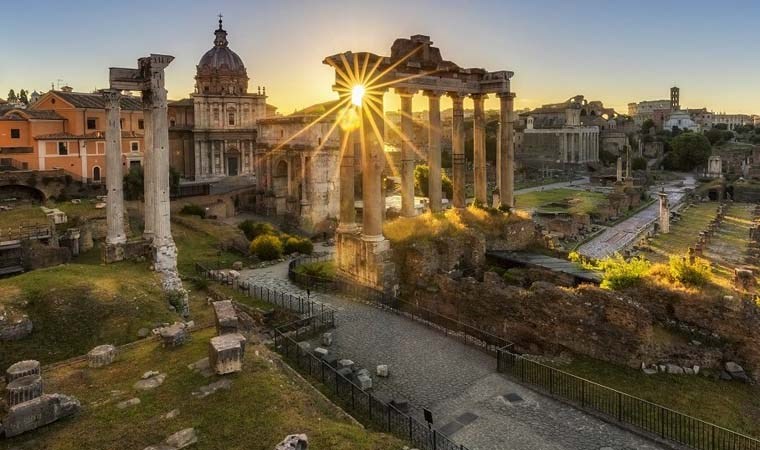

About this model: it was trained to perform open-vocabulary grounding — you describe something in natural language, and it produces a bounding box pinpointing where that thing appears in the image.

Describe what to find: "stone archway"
[0,184,46,203]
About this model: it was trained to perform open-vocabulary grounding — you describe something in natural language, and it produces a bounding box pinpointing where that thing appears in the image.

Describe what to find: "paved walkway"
[577,175,697,260]
[514,177,590,195]
[241,252,663,450]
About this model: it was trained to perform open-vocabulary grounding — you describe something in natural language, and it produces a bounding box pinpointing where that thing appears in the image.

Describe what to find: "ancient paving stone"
[134,373,166,390]
[116,397,141,409]
[5,359,40,383]
[3,393,81,437]
[6,374,43,406]
[209,333,246,375]
[87,344,117,368]
[165,428,197,449]
[187,357,213,378]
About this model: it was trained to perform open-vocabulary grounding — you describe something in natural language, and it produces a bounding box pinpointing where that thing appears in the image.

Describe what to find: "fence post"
[387,404,391,431]
[433,430,437,450]
[617,391,623,422]
[408,416,412,442]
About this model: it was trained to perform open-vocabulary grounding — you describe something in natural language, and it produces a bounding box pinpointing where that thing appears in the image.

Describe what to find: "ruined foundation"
[335,231,397,294]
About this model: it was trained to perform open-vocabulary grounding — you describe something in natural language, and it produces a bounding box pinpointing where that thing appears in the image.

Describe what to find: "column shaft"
[103,90,126,245]
[498,93,515,207]
[398,90,416,217]
[338,128,357,231]
[450,94,465,208]
[142,99,155,240]
[472,94,487,204]
[150,75,173,247]
[361,91,385,239]
[426,93,442,212]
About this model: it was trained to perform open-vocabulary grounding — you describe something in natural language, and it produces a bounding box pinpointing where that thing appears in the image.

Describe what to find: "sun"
[351,84,366,106]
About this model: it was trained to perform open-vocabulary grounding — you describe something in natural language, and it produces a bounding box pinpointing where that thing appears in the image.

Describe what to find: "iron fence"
[274,322,468,450]
[288,256,512,356]
[497,350,760,450]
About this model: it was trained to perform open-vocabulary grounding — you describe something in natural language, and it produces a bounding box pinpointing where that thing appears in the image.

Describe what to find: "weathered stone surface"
[209,333,246,375]
[5,359,40,383]
[337,359,354,370]
[134,373,166,390]
[314,347,328,359]
[666,364,684,375]
[6,374,43,407]
[232,261,244,271]
[187,357,213,378]
[162,409,180,420]
[0,315,33,341]
[143,445,176,450]
[376,364,389,377]
[2,393,80,437]
[165,428,197,449]
[159,323,189,348]
[356,372,373,390]
[117,397,141,409]
[212,300,239,335]
[321,332,333,347]
[725,361,749,381]
[87,344,117,368]
[297,341,310,352]
[192,378,232,398]
[275,433,308,450]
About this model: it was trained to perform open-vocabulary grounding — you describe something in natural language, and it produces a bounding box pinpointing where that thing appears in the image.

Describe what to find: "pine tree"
[7,89,16,102]
[18,89,28,104]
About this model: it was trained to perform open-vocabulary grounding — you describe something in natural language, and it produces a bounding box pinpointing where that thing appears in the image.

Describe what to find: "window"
[10,129,20,139]
[87,118,97,130]
[120,119,125,129]
[213,109,220,122]
[138,119,144,130]
[58,142,68,155]
[92,166,101,182]
[228,112,235,126]
[170,119,176,127]
[131,142,139,152]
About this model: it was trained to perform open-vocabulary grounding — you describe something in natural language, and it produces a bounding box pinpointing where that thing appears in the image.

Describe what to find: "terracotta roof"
[0,109,65,120]
[45,91,143,111]
[35,131,143,140]
[0,98,7,104]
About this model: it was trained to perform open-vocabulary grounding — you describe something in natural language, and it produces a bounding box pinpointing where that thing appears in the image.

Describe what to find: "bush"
[284,236,313,255]
[668,256,711,286]
[571,252,651,290]
[250,234,283,261]
[295,261,336,280]
[180,203,206,219]
[238,220,275,240]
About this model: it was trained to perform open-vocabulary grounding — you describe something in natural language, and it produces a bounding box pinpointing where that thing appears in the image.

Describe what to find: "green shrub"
[668,256,711,286]
[598,254,651,290]
[180,203,206,219]
[294,261,335,280]
[284,236,313,255]
[238,220,275,240]
[250,234,283,260]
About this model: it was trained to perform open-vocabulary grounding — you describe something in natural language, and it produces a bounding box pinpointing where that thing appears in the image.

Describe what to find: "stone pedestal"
[209,333,246,375]
[159,323,189,348]
[335,231,397,294]
[103,242,126,264]
[658,192,670,234]
[212,300,239,335]
[6,374,43,407]
[87,344,117,368]
[6,360,40,383]
[2,393,80,438]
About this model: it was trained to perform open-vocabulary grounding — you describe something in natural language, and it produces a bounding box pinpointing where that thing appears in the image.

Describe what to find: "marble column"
[147,57,174,249]
[397,88,416,217]
[103,89,126,245]
[142,93,155,240]
[194,141,201,180]
[425,91,442,213]
[361,90,386,240]
[450,93,465,208]
[498,92,515,207]
[472,94,487,204]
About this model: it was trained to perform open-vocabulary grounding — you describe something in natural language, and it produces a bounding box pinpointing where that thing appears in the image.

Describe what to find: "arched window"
[93,166,101,182]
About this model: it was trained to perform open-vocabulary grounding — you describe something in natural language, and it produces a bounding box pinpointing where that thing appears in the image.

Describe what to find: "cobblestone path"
[240,250,664,450]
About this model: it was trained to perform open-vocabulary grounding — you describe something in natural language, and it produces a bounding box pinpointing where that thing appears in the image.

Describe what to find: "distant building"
[712,113,752,131]
[663,109,699,132]
[627,86,679,127]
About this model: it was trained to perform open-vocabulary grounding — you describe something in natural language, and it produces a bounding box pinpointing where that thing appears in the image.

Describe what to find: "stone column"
[616,156,623,182]
[659,191,670,233]
[142,94,155,240]
[425,92,442,213]
[472,94,487,204]
[338,127,357,232]
[194,142,201,180]
[102,89,126,246]
[498,93,516,207]
[450,93,465,208]
[361,90,386,240]
[397,88,416,217]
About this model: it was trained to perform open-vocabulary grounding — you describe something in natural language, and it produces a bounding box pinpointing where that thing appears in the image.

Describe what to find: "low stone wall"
[21,240,71,271]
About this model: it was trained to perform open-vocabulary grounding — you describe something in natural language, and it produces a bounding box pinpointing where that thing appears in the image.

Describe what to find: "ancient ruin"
[324,35,515,292]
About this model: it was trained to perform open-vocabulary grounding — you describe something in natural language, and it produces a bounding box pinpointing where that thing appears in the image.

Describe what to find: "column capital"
[394,87,418,97]
[423,90,442,98]
[470,93,488,101]
[497,92,517,100]
[100,89,121,107]
[447,92,465,101]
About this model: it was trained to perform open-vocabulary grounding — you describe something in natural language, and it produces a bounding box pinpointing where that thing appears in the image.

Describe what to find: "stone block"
[5,359,40,383]
[6,374,43,407]
[2,393,81,437]
[160,323,189,348]
[666,364,684,375]
[0,315,33,341]
[356,372,373,390]
[321,332,333,347]
[376,365,389,377]
[209,333,247,375]
[322,354,338,367]
[297,341,311,353]
[87,344,117,368]
[117,397,141,409]
[134,373,167,390]
[337,359,354,370]
[314,347,329,359]
[165,427,197,449]
[232,261,243,271]
[336,367,352,379]
[212,300,239,335]
[275,433,309,450]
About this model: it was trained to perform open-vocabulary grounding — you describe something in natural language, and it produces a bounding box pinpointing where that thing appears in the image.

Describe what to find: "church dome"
[195,17,249,95]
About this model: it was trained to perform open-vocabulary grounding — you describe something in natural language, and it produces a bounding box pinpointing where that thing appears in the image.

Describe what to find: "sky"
[2,0,759,115]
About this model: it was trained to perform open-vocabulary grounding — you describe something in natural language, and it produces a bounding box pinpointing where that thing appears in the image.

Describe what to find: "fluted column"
[450,93,465,208]
[397,88,417,217]
[498,92,516,207]
[147,57,174,248]
[472,94,487,204]
[194,141,201,180]
[361,90,385,240]
[103,89,126,245]
[142,94,155,240]
[425,92,442,213]
[338,126,357,232]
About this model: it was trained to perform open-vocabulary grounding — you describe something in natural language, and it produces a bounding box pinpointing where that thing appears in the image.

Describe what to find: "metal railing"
[288,255,513,356]
[274,319,468,450]
[497,350,760,450]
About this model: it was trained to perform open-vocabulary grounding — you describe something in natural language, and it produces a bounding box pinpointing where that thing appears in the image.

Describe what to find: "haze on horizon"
[2,0,759,115]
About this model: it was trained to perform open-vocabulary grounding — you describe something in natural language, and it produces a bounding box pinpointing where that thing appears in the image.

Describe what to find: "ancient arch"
[0,184,46,203]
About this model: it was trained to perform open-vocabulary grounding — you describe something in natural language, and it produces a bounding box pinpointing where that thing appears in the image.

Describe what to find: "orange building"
[0,89,145,182]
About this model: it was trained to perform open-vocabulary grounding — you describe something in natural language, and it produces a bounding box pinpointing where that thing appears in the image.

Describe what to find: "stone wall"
[336,231,398,294]
[21,240,71,271]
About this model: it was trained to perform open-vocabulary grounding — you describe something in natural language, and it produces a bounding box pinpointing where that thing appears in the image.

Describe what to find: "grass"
[0,327,403,450]
[294,261,336,280]
[554,355,760,439]
[0,200,108,231]
[514,188,607,215]
[172,216,247,277]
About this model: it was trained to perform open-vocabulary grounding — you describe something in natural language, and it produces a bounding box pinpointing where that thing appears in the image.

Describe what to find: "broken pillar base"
[2,393,81,438]
[209,333,247,375]
[153,241,189,316]
[103,241,126,263]
[335,231,398,295]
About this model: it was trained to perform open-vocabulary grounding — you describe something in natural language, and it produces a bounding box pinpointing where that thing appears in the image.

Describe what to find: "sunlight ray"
[268,97,351,154]
[365,44,423,87]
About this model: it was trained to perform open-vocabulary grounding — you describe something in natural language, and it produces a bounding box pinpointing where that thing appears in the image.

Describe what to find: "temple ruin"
[323,35,515,292]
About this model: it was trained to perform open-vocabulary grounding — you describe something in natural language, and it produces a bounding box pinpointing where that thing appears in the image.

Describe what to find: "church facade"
[169,18,273,180]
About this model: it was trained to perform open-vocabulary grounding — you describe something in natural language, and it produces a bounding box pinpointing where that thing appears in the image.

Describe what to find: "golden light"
[351,85,366,106]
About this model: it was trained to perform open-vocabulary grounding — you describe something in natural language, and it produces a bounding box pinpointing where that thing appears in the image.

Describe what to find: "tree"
[7,89,16,103]
[714,123,728,130]
[18,89,28,105]
[641,119,655,134]
[664,133,711,171]
[414,164,453,200]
